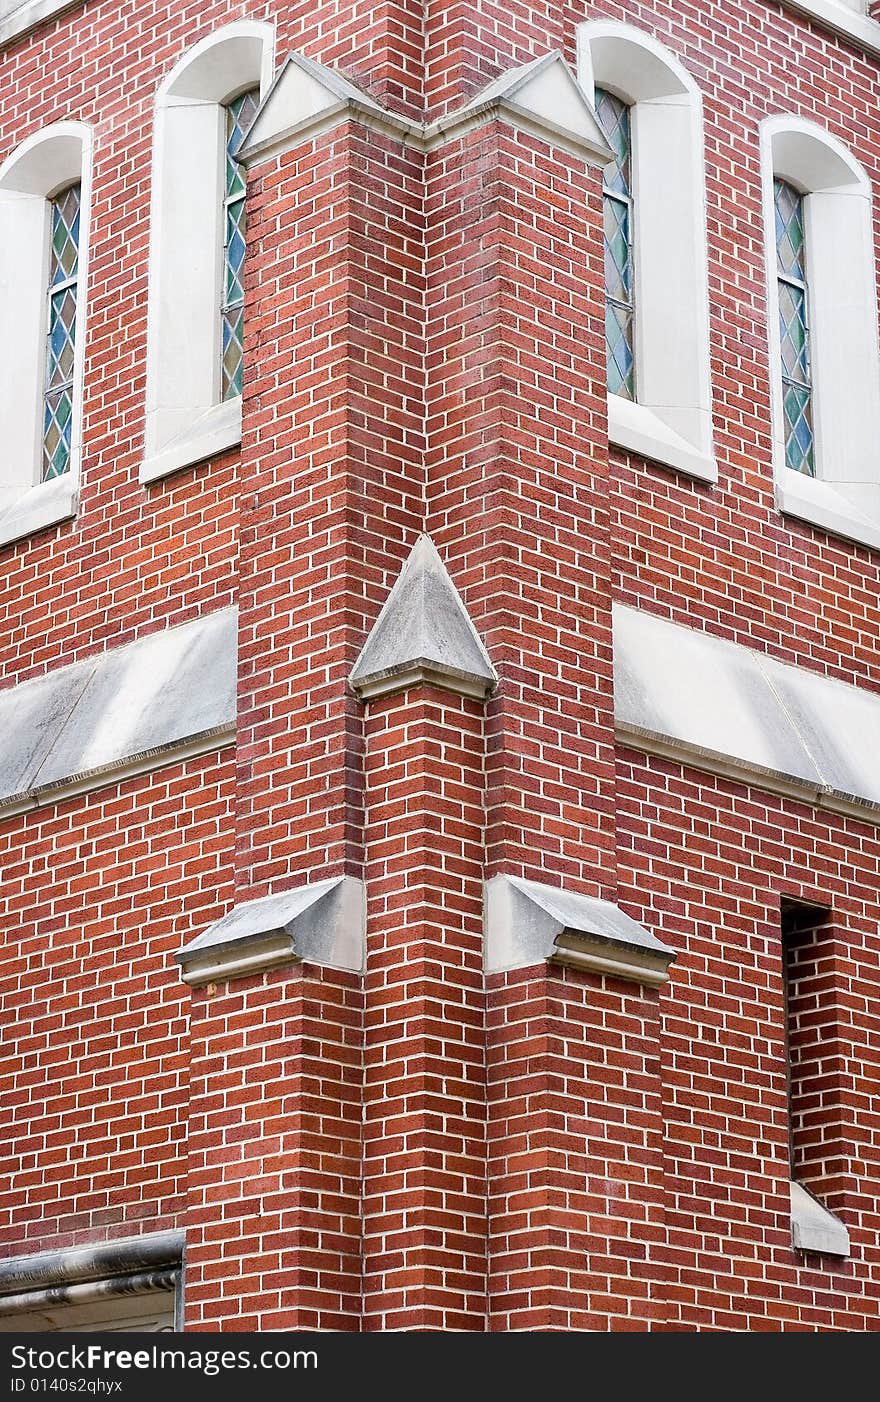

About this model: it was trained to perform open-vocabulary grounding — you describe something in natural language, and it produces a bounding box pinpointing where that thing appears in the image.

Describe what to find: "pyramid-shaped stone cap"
[349,535,497,702]
[438,50,612,164]
[238,51,418,167]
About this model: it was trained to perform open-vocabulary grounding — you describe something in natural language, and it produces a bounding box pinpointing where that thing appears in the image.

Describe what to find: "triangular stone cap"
[485,874,674,986]
[239,52,420,166]
[349,535,497,702]
[425,50,613,165]
[177,876,365,985]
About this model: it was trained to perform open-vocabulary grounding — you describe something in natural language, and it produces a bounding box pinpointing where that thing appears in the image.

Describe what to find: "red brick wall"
[361,688,486,1329]
[185,964,363,1330]
[1,0,879,1333]
[0,754,234,1252]
[616,751,880,1329]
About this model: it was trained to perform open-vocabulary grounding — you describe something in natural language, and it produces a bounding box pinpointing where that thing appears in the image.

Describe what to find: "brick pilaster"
[359,687,487,1329]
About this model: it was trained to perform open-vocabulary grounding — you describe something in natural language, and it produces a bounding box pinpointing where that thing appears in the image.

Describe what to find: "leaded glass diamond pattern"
[221,88,259,401]
[226,201,246,307]
[775,178,805,280]
[783,382,814,476]
[603,193,632,306]
[778,281,809,382]
[774,178,814,476]
[596,88,635,401]
[595,87,631,196]
[43,389,73,480]
[42,182,81,480]
[606,302,634,400]
[47,288,76,388]
[50,184,80,285]
[222,306,245,399]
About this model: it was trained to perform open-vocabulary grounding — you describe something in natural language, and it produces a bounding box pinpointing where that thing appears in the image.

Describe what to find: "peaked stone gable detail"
[240,48,612,167]
[349,535,497,702]
[427,50,613,161]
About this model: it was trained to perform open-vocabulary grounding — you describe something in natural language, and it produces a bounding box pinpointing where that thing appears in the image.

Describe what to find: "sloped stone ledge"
[0,608,236,818]
[484,874,675,987]
[177,876,366,986]
[791,1181,850,1257]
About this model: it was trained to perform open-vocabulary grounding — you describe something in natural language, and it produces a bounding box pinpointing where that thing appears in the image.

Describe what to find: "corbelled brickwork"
[1,0,878,1333]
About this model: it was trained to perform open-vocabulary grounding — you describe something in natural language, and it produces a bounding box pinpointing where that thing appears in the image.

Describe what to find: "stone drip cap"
[350,535,497,702]
[484,874,674,987]
[177,876,365,986]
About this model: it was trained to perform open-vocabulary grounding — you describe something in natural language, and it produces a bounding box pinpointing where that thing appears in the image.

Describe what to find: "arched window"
[143,23,274,484]
[761,117,880,550]
[578,22,715,483]
[0,122,92,547]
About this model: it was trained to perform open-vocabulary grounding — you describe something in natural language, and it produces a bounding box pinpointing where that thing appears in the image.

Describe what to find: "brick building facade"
[0,0,878,1332]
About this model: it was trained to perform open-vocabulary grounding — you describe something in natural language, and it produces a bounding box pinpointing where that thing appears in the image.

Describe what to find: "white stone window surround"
[143,22,274,485]
[577,21,717,485]
[760,116,880,552]
[0,122,92,549]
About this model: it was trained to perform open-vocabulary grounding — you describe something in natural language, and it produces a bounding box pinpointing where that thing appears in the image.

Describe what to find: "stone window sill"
[777,467,880,552]
[780,1,880,58]
[0,474,77,549]
[141,397,242,485]
[608,395,717,485]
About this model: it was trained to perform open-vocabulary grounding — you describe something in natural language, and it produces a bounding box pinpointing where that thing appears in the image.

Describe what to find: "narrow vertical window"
[221,89,259,402]
[781,898,851,1257]
[595,88,635,400]
[774,179,814,477]
[781,900,831,1179]
[43,183,81,480]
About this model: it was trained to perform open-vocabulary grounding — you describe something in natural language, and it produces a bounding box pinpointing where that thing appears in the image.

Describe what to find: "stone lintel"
[0,608,237,819]
[615,603,880,820]
[0,1232,183,1301]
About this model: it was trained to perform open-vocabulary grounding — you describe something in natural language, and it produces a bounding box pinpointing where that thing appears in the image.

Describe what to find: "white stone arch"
[143,21,275,483]
[761,114,880,550]
[577,20,715,483]
[0,121,92,545]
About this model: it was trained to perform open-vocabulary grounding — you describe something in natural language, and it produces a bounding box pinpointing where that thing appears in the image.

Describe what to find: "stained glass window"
[595,88,635,400]
[775,179,814,476]
[43,183,81,480]
[221,88,259,401]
